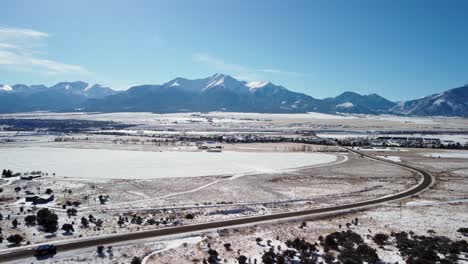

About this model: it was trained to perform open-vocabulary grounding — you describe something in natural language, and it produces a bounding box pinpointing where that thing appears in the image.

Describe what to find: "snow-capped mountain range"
[0,81,115,98]
[1,74,467,117]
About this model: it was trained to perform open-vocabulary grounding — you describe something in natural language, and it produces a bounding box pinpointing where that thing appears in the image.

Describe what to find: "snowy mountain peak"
[51,81,89,91]
[203,74,245,92]
[209,73,226,80]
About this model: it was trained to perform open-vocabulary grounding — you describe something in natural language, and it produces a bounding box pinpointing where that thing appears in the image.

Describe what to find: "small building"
[26,195,54,205]
[21,175,42,180]
[25,195,39,202]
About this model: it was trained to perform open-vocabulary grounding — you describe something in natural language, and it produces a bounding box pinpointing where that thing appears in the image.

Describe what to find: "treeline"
[336,139,468,150]
[0,118,130,132]
[55,134,333,146]
[1,169,19,178]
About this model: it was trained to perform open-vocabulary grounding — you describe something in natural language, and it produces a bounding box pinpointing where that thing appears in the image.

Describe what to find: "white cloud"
[0,27,49,39]
[29,58,87,74]
[0,27,87,75]
[193,53,310,81]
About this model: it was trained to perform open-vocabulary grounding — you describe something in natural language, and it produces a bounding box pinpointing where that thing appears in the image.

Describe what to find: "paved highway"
[0,147,434,262]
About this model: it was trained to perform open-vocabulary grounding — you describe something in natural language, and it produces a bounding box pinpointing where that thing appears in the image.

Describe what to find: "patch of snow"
[169,80,180,87]
[434,98,446,106]
[406,199,468,206]
[246,80,269,89]
[357,114,440,124]
[377,155,401,162]
[355,147,407,152]
[84,83,94,91]
[142,235,202,264]
[206,74,226,88]
[336,102,354,108]
[0,84,12,91]
[127,191,151,199]
[421,151,468,159]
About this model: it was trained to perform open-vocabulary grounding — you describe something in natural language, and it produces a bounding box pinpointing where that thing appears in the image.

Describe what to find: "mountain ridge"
[1,74,467,117]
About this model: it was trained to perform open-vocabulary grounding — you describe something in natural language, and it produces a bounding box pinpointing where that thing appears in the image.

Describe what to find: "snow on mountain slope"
[246,81,270,90]
[325,91,396,114]
[336,102,354,108]
[390,84,468,117]
[0,84,12,91]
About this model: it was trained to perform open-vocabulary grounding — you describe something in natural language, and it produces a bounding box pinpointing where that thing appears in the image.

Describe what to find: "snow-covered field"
[421,151,468,159]
[1,112,467,263]
[4,111,468,133]
[376,155,401,162]
[354,147,407,152]
[0,146,337,179]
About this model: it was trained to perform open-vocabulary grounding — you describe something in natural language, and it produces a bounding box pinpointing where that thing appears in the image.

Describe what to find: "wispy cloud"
[259,68,311,77]
[193,53,254,77]
[0,27,49,39]
[193,52,310,81]
[0,27,88,75]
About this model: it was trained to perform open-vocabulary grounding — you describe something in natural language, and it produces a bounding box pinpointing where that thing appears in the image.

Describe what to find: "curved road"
[0,147,434,262]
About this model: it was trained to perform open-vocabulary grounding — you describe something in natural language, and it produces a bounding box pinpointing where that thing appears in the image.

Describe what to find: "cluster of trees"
[457,227,468,236]
[336,138,468,150]
[25,209,73,234]
[55,130,338,147]
[202,244,221,264]
[66,208,78,217]
[392,231,468,263]
[199,230,376,264]
[130,256,142,264]
[175,135,332,145]
[116,214,179,228]
[0,118,127,132]
[7,234,23,246]
[1,209,58,247]
[36,208,59,233]
[98,195,109,205]
[2,169,14,178]
[63,200,81,209]
[319,230,379,264]
[96,245,113,258]
[80,214,103,230]
[234,228,468,264]
[198,228,380,264]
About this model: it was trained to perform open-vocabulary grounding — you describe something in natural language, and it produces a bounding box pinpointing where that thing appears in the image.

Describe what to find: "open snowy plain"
[0,146,336,179]
[0,112,467,263]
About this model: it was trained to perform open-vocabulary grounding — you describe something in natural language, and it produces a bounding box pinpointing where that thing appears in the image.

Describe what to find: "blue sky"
[1,0,467,100]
